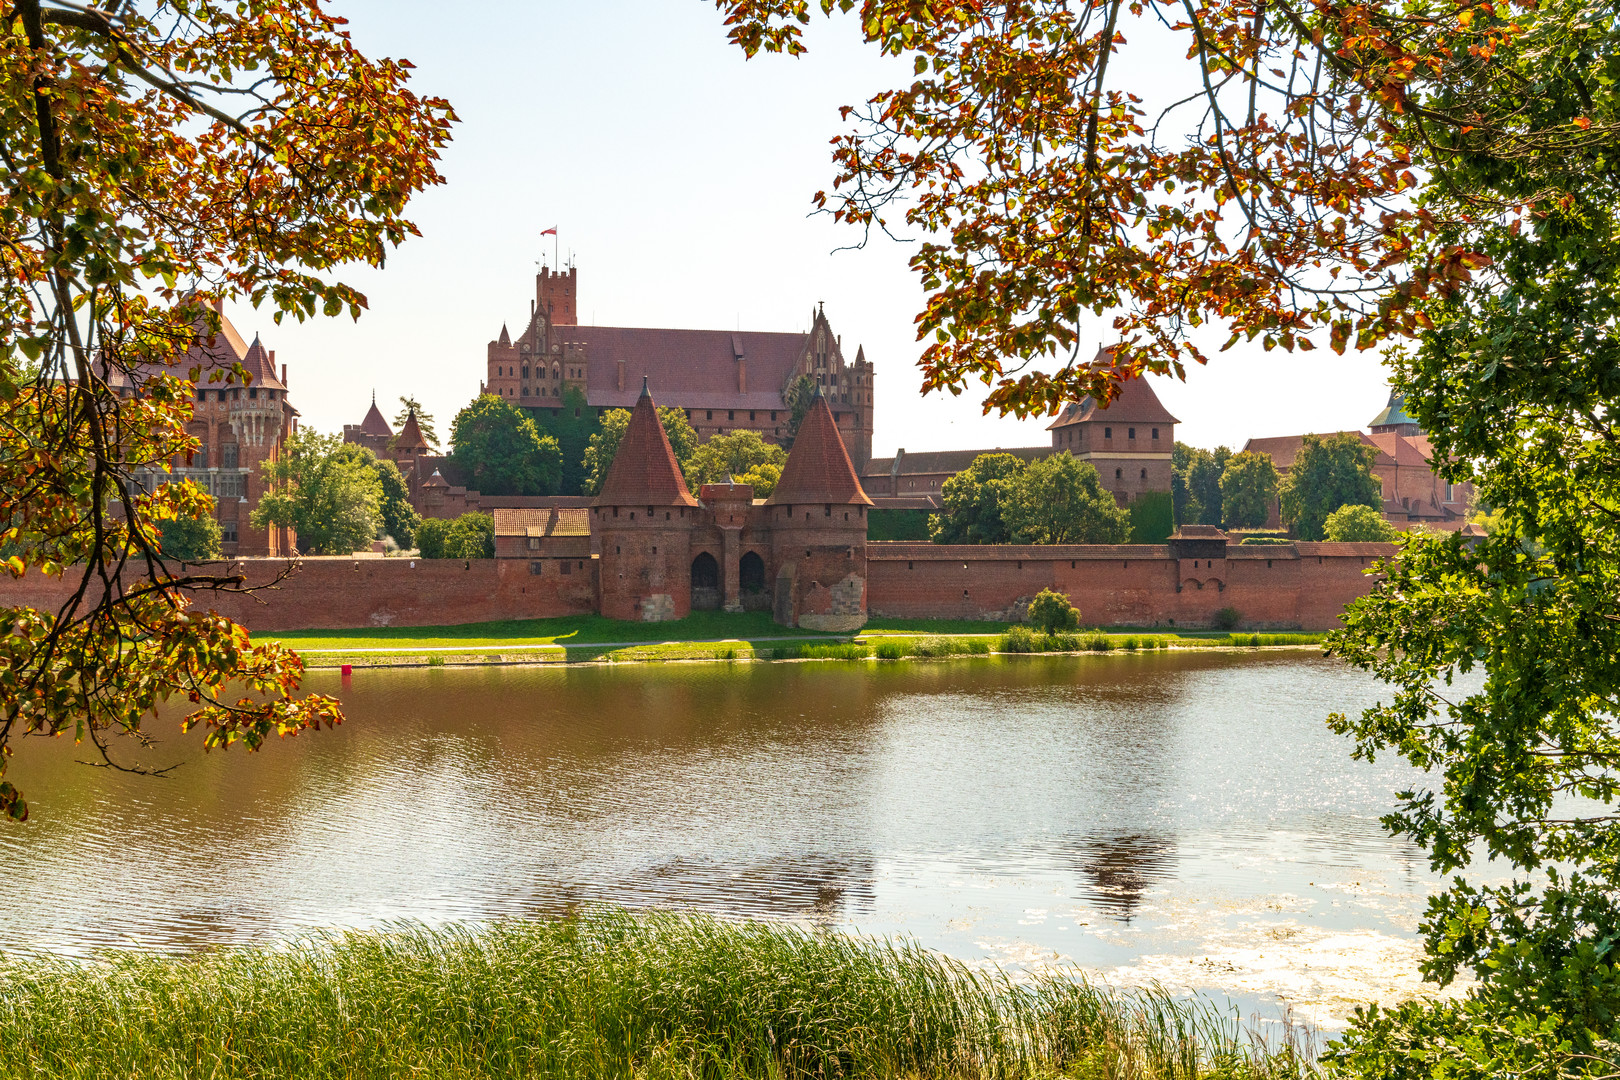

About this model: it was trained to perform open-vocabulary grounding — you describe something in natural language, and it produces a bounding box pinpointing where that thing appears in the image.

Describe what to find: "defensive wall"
[0,539,1394,633]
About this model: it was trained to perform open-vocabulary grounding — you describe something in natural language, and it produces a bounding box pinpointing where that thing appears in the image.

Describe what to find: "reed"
[0,911,1315,1080]
[772,642,870,661]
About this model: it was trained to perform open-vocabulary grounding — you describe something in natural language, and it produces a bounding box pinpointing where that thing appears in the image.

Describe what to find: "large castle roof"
[594,382,699,507]
[766,393,873,506]
[358,398,392,438]
[553,325,816,411]
[1047,352,1179,429]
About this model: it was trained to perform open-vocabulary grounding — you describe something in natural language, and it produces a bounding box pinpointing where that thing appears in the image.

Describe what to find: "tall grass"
[770,642,869,661]
[0,911,1315,1080]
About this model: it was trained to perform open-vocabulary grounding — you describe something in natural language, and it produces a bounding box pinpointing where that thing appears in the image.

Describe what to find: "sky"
[230,1,1397,455]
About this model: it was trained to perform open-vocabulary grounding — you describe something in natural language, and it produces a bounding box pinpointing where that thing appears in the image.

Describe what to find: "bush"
[1238,536,1294,545]
[1127,490,1175,543]
[157,514,222,562]
[414,517,450,559]
[873,640,908,660]
[999,625,1040,653]
[1213,606,1242,631]
[1323,503,1400,542]
[1027,588,1080,633]
[1086,633,1113,651]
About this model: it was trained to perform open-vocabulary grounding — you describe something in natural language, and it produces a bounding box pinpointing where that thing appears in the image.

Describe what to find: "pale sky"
[226,1,1396,456]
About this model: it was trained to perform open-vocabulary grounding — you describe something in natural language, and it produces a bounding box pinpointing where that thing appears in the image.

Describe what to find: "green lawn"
[267,611,839,653]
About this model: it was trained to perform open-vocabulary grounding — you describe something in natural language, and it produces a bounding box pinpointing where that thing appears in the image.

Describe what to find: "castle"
[486,267,875,468]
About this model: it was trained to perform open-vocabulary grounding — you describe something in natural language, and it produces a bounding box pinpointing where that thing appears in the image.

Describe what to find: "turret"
[592,380,699,622]
[763,391,871,630]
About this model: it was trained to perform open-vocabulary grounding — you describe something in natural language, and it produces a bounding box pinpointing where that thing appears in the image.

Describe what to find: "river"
[2,650,1471,1027]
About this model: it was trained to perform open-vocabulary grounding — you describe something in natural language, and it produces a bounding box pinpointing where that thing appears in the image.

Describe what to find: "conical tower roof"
[395,408,429,452]
[359,395,392,438]
[766,392,872,506]
[594,380,699,507]
[1369,390,1420,431]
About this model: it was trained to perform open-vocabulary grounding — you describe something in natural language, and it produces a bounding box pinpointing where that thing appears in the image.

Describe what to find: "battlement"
[536,266,578,326]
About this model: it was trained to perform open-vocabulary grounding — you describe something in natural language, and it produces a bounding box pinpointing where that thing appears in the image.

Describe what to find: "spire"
[359,397,392,438]
[395,408,428,453]
[594,384,699,507]
[766,393,873,506]
[498,323,511,347]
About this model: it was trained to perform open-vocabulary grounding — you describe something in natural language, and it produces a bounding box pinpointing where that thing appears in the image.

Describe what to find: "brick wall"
[0,556,600,633]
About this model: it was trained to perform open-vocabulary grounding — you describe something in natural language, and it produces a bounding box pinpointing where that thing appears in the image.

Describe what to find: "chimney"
[281,363,287,386]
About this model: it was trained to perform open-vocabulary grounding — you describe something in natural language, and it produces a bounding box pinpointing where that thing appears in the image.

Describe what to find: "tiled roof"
[395,409,429,451]
[359,400,392,438]
[1294,542,1398,557]
[555,325,809,410]
[1367,431,1431,467]
[1047,355,1180,428]
[594,384,699,507]
[493,507,591,538]
[862,446,1051,478]
[110,306,287,393]
[1241,431,1392,470]
[766,393,873,506]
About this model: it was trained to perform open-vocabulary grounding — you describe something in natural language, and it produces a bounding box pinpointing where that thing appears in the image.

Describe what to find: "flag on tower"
[540,226,558,236]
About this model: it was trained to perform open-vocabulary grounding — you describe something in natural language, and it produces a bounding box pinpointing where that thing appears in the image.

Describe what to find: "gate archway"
[691,552,721,610]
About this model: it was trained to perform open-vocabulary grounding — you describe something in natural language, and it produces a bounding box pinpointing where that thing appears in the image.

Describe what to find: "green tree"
[1001,453,1129,545]
[1323,504,1398,543]
[1027,588,1079,633]
[1219,452,1280,530]
[446,513,494,560]
[392,397,439,452]
[1278,434,1383,541]
[735,462,782,498]
[1186,447,1232,527]
[581,406,698,495]
[685,430,788,490]
[1127,491,1174,544]
[1171,442,1199,525]
[928,453,1025,544]
[449,395,563,497]
[527,385,599,495]
[374,458,419,550]
[781,374,816,450]
[157,515,222,564]
[414,517,451,560]
[252,430,383,556]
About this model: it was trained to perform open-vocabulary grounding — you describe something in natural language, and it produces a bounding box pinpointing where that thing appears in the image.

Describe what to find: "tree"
[393,397,439,452]
[1001,453,1129,545]
[1186,447,1232,528]
[527,385,599,495]
[252,430,383,556]
[1278,434,1382,542]
[449,395,562,497]
[928,453,1025,544]
[581,405,698,495]
[781,374,815,450]
[1027,589,1079,634]
[1171,443,1198,526]
[373,458,419,550]
[1323,504,1398,543]
[414,517,450,560]
[685,430,788,490]
[735,462,782,498]
[446,513,494,560]
[1219,452,1280,531]
[0,0,450,819]
[157,516,222,564]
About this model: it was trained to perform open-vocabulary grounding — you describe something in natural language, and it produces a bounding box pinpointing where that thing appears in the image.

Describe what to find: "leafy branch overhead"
[0,0,453,820]
[714,0,1574,416]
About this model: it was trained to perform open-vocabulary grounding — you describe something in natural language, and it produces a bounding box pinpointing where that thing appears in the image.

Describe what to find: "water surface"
[4,651,1468,1025]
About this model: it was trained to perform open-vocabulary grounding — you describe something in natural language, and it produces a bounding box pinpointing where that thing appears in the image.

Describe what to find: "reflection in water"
[0,651,1471,1023]
[1068,833,1177,920]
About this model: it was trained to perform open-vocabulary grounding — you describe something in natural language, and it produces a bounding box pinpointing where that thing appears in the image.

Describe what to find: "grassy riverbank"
[268,614,1324,668]
[0,911,1314,1080]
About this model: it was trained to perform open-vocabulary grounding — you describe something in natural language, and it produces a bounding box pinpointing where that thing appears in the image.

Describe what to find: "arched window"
[1115,468,1123,481]
[691,552,721,610]
[740,551,766,594]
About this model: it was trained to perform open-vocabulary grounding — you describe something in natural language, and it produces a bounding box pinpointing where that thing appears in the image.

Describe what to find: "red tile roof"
[1047,353,1180,428]
[861,446,1052,478]
[766,393,873,506]
[1242,431,1392,470]
[493,507,592,537]
[1367,431,1432,467]
[555,325,808,410]
[594,384,699,507]
[395,409,428,451]
[359,400,392,438]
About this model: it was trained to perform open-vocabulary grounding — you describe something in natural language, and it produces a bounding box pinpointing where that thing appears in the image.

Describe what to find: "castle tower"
[592,379,700,622]
[1369,390,1423,437]
[537,266,577,327]
[763,390,873,630]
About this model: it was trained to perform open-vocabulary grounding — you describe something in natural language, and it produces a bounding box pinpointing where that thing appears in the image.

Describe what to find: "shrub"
[157,514,222,562]
[1238,536,1293,545]
[999,625,1040,653]
[1122,636,1139,651]
[1213,606,1242,631]
[415,517,451,559]
[1323,503,1400,542]
[1027,588,1080,633]
[1086,634,1113,651]
[874,640,908,660]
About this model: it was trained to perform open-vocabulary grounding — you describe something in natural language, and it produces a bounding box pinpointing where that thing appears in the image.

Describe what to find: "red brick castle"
[485,267,876,469]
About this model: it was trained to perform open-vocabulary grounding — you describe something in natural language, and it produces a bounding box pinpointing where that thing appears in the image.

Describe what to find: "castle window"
[647,507,654,516]
[613,508,619,517]
[527,537,541,550]
[727,410,734,421]
[706,410,713,421]
[616,546,621,554]
[652,547,657,555]
[222,443,239,469]
[529,561,543,575]
[221,519,238,543]
[522,366,529,379]
[1152,428,1160,440]
[1140,468,1148,480]
[1129,427,1136,439]
[825,504,831,516]
[1115,468,1123,480]
[522,386,528,396]
[908,561,913,570]
[771,411,777,421]
[249,388,258,399]
[665,512,670,520]
[749,411,755,422]
[630,513,635,520]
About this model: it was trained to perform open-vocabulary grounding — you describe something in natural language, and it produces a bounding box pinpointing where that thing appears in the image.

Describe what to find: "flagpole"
[554,229,559,271]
